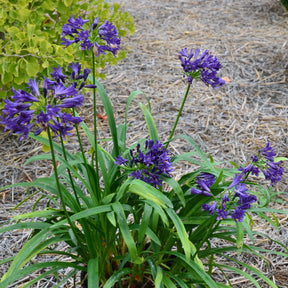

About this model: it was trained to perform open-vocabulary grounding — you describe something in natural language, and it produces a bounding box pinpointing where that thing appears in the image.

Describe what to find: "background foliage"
[0,0,134,105]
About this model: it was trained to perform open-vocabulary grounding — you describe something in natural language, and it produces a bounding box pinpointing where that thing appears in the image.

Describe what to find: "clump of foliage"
[0,0,134,104]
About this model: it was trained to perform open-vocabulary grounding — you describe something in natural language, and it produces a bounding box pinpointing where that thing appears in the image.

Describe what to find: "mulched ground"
[0,0,288,287]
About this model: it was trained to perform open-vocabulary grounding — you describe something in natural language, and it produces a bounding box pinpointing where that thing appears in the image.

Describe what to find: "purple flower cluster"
[61,16,121,56]
[115,140,174,188]
[191,172,216,197]
[193,172,255,222]
[202,179,257,222]
[1,62,95,140]
[231,142,283,187]
[201,142,283,222]
[179,48,225,88]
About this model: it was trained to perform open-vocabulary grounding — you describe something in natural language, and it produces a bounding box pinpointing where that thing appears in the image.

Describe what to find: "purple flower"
[249,142,283,186]
[202,202,217,215]
[216,208,229,220]
[70,62,82,80]
[238,164,260,177]
[11,87,39,103]
[191,172,215,197]
[263,162,283,186]
[222,193,230,208]
[114,156,129,165]
[59,94,84,108]
[115,140,173,188]
[238,194,257,210]
[259,142,277,162]
[179,48,225,88]
[234,183,249,198]
[61,16,121,56]
[227,173,243,189]
[0,63,93,140]
[27,79,40,97]
[231,207,246,222]
[50,66,68,83]
[251,155,258,162]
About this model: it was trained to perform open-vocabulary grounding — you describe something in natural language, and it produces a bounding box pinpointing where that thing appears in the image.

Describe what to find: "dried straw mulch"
[0,0,288,287]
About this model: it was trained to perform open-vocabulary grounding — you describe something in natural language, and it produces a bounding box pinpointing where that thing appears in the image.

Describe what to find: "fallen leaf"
[222,76,232,82]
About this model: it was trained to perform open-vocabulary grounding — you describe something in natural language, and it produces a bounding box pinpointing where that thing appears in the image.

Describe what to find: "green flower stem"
[59,133,81,208]
[165,84,191,149]
[47,127,88,260]
[73,109,89,168]
[92,51,101,203]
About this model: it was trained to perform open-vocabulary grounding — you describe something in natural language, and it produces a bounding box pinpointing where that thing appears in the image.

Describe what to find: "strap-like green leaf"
[88,76,119,156]
[88,257,99,288]
[129,179,173,208]
[112,202,142,264]
[139,102,158,141]
[154,266,163,288]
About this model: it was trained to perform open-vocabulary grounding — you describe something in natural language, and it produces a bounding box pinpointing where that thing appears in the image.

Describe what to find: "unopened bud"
[93,44,98,56]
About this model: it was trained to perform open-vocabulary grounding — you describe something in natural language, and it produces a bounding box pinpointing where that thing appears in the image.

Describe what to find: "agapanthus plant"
[0,15,287,288]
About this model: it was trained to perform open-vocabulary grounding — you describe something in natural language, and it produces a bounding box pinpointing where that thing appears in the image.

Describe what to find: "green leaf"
[88,258,99,288]
[139,102,159,141]
[129,179,173,208]
[88,76,119,156]
[26,58,40,77]
[137,203,152,243]
[103,268,132,288]
[173,134,214,170]
[1,71,13,85]
[27,24,36,40]
[112,202,143,264]
[236,221,244,252]
[154,266,163,288]
[162,175,185,207]
[213,263,261,288]
[63,0,73,7]
[165,208,191,261]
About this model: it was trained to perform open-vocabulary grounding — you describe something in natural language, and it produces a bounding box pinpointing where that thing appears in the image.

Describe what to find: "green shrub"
[0,0,134,104]
[281,0,288,10]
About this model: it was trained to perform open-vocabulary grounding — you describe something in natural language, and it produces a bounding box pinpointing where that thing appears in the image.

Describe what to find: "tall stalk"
[165,84,191,149]
[92,51,101,203]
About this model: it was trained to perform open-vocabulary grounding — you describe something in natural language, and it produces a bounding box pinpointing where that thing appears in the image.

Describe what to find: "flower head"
[231,207,246,222]
[191,172,216,197]
[1,63,94,140]
[61,16,121,56]
[248,142,283,186]
[179,48,225,88]
[114,140,173,188]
